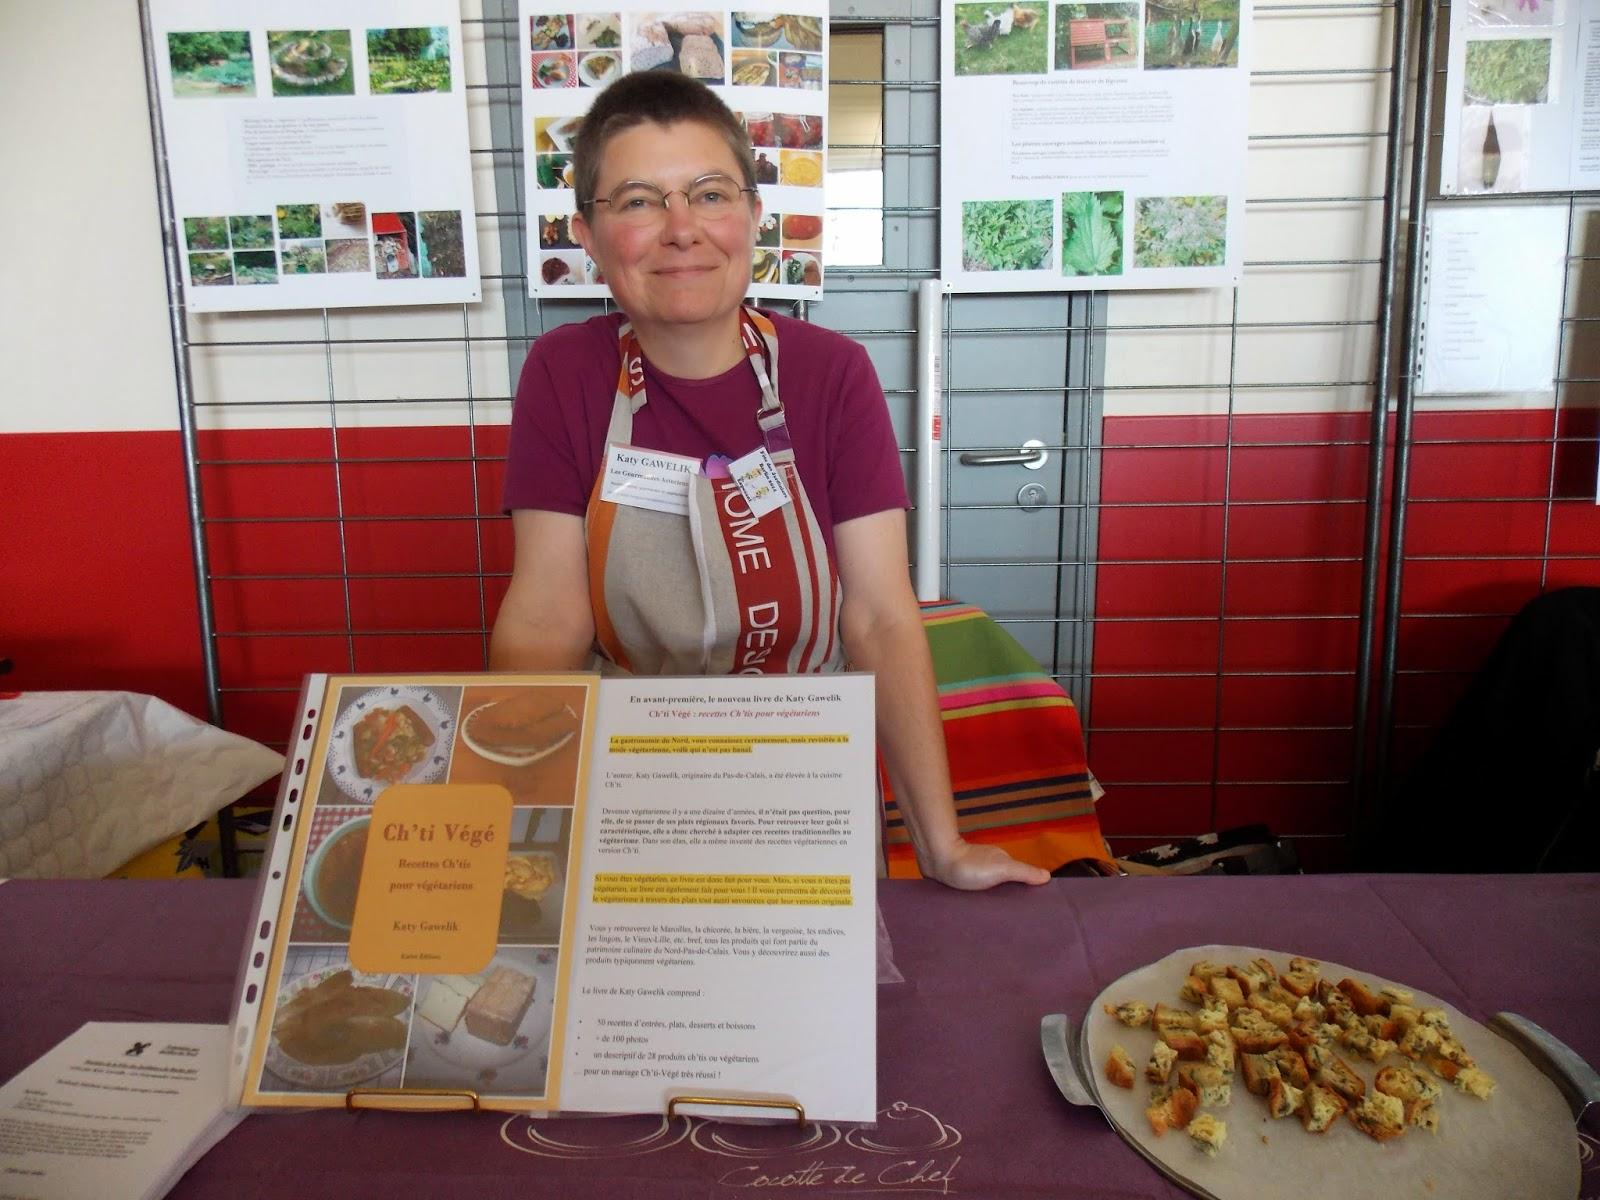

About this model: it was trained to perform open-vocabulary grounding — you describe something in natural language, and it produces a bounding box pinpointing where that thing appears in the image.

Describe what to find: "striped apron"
[584,307,846,678]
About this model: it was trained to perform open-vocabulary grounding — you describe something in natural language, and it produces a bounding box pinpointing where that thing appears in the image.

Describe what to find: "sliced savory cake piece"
[462,966,536,1046]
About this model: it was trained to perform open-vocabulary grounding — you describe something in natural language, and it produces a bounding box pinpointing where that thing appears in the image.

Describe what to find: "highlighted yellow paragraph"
[608,734,848,754]
[593,873,852,906]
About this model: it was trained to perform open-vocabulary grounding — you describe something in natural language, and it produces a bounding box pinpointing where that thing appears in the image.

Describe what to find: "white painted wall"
[5,4,1582,436]
[0,4,179,433]
[0,2,511,436]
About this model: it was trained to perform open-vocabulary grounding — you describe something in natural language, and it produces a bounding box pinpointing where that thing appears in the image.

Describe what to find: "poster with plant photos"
[1438,0,1600,194]
[520,0,829,299]
[939,0,1250,291]
[152,0,480,312]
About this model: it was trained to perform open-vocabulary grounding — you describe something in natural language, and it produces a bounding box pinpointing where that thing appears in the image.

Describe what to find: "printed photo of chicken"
[953,1,1048,74]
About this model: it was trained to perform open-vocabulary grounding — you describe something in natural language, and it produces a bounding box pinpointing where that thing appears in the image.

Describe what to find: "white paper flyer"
[1440,0,1600,194]
[1418,204,1568,396]
[520,0,828,298]
[149,0,481,312]
[939,0,1251,292]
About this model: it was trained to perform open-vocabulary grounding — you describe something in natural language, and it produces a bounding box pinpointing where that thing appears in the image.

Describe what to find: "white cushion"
[0,691,284,878]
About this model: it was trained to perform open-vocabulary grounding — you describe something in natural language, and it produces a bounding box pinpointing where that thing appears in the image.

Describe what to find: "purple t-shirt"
[503,310,909,559]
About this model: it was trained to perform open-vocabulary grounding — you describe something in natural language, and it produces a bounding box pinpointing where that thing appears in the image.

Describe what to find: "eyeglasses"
[585,173,758,227]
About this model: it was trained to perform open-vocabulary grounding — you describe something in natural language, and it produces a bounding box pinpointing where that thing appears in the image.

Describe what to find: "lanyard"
[616,307,792,459]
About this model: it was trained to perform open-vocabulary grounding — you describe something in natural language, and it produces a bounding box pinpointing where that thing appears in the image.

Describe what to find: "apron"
[583,307,846,678]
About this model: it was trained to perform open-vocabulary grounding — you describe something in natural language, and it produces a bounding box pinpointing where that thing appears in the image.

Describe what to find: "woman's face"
[572,120,759,338]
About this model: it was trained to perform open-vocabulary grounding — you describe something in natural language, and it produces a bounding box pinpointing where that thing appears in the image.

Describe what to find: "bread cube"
[1103,1000,1152,1028]
[1147,1084,1200,1135]
[1299,1083,1348,1134]
[1178,1062,1233,1108]
[1350,1091,1406,1142]
[1187,1112,1227,1156]
[1147,1040,1178,1085]
[1267,1075,1304,1119]
[1105,1045,1137,1089]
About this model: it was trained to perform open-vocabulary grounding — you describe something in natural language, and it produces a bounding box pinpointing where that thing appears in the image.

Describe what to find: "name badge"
[600,444,701,516]
[728,445,791,519]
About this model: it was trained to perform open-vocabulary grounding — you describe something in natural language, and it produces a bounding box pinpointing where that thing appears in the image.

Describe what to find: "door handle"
[958,439,1048,470]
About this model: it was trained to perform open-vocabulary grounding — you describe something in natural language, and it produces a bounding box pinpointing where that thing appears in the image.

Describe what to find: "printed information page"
[1419,204,1567,395]
[0,1023,241,1200]
[561,674,878,1122]
[938,0,1252,292]
[150,0,480,312]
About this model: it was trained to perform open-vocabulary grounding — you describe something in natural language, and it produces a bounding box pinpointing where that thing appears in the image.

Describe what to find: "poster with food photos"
[1439,0,1600,193]
[938,0,1251,291]
[521,0,828,297]
[151,0,480,312]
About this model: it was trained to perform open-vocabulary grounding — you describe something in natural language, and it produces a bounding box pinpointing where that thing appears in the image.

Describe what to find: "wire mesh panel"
[1380,7,1600,794]
[148,0,1575,876]
[1079,1,1404,864]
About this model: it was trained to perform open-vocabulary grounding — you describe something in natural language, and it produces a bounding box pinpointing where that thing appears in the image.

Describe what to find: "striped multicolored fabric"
[883,600,1110,877]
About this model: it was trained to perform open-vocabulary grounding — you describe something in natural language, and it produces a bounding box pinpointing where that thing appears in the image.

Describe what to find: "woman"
[492,72,1045,891]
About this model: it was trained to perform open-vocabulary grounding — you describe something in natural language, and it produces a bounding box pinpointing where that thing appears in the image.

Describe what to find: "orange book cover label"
[348,784,512,974]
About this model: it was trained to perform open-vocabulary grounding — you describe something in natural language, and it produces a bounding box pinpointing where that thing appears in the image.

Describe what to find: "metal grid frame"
[137,0,1587,875]
[1366,0,1600,833]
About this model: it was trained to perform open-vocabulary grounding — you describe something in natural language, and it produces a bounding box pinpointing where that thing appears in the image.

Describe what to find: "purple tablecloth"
[2,876,1597,1198]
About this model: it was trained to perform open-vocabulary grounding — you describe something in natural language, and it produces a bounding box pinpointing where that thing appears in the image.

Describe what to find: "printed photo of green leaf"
[1061,190,1123,276]
[1464,37,1551,104]
[228,214,274,250]
[1134,195,1226,268]
[962,199,1053,271]
[183,216,229,251]
[168,30,255,98]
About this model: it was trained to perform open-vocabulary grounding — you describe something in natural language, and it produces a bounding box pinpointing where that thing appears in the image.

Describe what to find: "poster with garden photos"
[520,0,828,298]
[1439,0,1600,193]
[151,0,480,312]
[939,0,1251,291]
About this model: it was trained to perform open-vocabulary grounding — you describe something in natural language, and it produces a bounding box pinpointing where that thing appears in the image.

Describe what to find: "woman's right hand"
[922,838,1051,891]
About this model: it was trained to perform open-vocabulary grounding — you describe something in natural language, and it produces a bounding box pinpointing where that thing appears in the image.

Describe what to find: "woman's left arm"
[834,510,1049,890]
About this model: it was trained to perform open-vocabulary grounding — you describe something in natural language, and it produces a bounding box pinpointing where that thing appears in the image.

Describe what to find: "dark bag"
[1052,824,1301,877]
[1388,587,1600,872]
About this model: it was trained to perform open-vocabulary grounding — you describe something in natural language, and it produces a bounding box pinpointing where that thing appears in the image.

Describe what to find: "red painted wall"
[6,410,1595,861]
[3,432,206,715]
[1089,407,1600,861]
